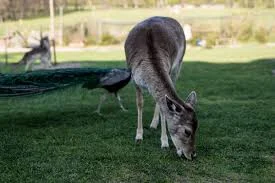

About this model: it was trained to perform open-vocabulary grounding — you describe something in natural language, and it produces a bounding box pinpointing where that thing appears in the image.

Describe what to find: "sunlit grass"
[1,44,275,64]
[1,8,275,36]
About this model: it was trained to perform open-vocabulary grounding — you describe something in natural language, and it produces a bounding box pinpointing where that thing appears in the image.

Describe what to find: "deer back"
[125,16,186,100]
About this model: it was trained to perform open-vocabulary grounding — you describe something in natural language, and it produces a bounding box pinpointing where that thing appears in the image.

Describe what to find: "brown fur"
[125,16,198,160]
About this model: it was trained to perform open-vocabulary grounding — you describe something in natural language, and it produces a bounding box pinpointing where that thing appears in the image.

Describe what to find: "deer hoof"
[150,122,158,129]
[93,111,102,116]
[161,144,169,149]
[135,139,143,144]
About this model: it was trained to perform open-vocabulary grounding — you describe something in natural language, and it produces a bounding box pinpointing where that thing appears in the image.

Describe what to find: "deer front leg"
[150,104,160,129]
[135,86,143,142]
[160,111,169,148]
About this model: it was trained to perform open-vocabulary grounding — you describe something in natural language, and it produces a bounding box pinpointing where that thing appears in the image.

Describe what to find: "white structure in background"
[197,39,206,47]
[200,4,225,9]
[184,4,195,9]
[183,24,192,41]
[169,5,182,15]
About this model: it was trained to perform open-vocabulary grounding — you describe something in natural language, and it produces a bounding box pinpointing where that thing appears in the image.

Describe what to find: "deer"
[18,36,52,71]
[125,16,198,160]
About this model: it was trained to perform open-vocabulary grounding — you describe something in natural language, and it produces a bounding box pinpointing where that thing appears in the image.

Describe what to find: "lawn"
[1,8,275,37]
[1,44,275,64]
[0,47,274,182]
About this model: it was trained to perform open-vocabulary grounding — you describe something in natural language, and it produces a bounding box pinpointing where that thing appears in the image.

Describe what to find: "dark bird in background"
[0,68,131,113]
[82,68,131,114]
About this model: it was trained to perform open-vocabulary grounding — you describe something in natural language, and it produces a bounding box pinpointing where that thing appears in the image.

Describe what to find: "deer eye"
[184,129,191,137]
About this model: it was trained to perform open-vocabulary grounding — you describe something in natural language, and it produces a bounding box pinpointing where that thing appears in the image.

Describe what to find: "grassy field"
[1,44,275,64]
[0,47,274,182]
[1,8,275,37]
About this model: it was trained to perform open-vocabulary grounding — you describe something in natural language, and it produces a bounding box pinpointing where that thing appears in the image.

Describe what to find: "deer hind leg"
[160,111,169,148]
[135,85,143,142]
[25,56,36,71]
[40,54,52,69]
[150,103,160,129]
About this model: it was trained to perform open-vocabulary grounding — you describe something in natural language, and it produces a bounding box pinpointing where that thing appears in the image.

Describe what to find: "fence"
[1,14,275,48]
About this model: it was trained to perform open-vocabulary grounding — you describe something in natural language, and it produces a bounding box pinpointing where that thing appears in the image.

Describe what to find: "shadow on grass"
[0,58,274,182]
[1,58,274,127]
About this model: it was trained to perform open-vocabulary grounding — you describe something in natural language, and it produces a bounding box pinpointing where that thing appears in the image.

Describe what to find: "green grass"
[1,8,275,36]
[1,44,275,64]
[0,48,274,182]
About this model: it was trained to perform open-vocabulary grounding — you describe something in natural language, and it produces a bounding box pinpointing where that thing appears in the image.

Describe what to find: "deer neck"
[147,64,183,109]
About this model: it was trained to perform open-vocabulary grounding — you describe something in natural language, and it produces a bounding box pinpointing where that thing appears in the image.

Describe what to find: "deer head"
[165,91,198,160]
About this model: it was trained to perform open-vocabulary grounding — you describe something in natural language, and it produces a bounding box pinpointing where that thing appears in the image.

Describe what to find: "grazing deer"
[125,17,198,160]
[18,36,52,71]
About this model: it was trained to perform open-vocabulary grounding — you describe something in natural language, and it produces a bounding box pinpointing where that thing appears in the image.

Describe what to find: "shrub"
[187,32,202,46]
[255,27,269,44]
[220,20,239,40]
[62,25,81,46]
[84,35,96,46]
[188,32,218,48]
[167,0,181,5]
[100,33,120,45]
[205,33,218,49]
[63,31,71,46]
[237,22,253,42]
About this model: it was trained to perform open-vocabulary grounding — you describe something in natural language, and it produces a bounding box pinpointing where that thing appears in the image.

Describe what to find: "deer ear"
[186,91,197,108]
[165,95,183,113]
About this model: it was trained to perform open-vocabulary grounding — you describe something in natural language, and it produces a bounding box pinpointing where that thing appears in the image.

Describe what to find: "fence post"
[4,38,8,65]
[49,0,57,65]
[52,40,57,65]
[58,6,64,46]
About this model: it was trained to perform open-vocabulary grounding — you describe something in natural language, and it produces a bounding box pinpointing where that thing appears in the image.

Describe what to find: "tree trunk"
[58,6,64,46]
[49,0,55,40]
[123,0,128,8]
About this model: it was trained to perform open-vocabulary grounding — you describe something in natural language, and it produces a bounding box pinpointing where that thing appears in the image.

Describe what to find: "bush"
[167,0,181,5]
[62,25,81,46]
[100,33,120,45]
[220,20,239,40]
[84,35,96,46]
[237,22,253,42]
[187,32,202,46]
[205,33,218,49]
[188,37,199,47]
[63,31,71,46]
[188,32,218,48]
[255,27,269,44]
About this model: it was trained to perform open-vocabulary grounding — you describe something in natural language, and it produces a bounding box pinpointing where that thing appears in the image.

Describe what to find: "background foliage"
[1,0,275,20]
